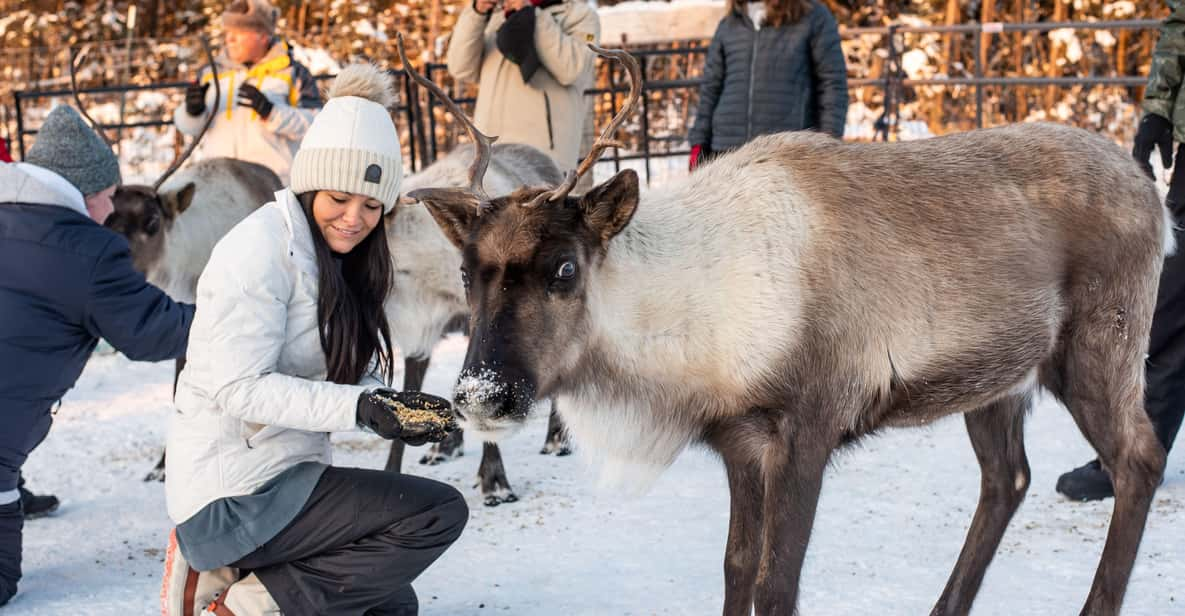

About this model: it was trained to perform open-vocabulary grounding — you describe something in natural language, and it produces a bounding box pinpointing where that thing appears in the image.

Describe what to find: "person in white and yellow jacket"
[161,64,465,616]
[173,0,321,184]
[447,0,600,170]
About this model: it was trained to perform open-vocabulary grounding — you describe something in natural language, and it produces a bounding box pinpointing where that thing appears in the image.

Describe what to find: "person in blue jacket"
[0,105,195,607]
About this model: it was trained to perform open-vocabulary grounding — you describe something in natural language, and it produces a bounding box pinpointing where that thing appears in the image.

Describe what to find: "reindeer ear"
[579,169,639,244]
[407,187,480,250]
[384,195,418,219]
[165,183,197,217]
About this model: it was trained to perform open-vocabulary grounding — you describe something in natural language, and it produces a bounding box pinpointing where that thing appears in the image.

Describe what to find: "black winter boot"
[1055,459,1114,501]
[17,478,58,520]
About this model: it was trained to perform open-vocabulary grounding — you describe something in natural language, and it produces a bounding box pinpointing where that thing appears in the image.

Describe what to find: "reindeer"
[107,158,281,304]
[404,41,1171,616]
[385,140,574,506]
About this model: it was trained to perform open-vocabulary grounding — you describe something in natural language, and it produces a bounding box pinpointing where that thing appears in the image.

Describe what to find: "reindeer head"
[106,182,197,274]
[396,35,642,437]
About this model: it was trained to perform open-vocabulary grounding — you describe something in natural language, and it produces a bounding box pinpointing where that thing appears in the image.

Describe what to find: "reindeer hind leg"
[931,394,1031,616]
[1048,285,1164,615]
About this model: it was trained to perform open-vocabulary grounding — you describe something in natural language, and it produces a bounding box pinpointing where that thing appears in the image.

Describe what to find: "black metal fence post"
[639,54,651,185]
[14,91,26,160]
[974,27,984,129]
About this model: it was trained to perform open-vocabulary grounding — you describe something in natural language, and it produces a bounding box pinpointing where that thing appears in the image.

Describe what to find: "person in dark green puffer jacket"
[688,0,848,169]
[1057,1,1185,501]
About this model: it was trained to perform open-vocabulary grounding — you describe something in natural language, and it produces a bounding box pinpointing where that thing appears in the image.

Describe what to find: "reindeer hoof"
[539,439,573,456]
[482,489,518,507]
[418,449,463,466]
[143,468,166,482]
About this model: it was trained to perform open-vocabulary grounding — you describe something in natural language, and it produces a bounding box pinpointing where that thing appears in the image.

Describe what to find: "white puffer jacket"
[166,188,382,524]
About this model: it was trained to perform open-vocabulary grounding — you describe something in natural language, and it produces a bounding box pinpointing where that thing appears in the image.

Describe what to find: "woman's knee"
[434,484,468,544]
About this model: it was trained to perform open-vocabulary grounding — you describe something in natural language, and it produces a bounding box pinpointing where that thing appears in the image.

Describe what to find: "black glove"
[235,83,274,120]
[357,389,459,446]
[185,82,210,116]
[1133,113,1174,180]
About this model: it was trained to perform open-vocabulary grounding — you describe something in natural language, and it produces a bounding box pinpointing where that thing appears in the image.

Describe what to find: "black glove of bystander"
[1133,113,1174,180]
[185,82,210,116]
[235,83,274,120]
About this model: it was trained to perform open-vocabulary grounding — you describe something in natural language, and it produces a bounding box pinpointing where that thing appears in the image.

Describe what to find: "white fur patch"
[584,157,812,404]
[1162,203,1177,257]
[458,415,524,444]
[1007,368,1039,397]
[557,391,697,493]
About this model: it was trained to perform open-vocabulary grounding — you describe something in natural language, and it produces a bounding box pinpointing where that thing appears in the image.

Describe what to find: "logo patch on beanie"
[364,164,382,184]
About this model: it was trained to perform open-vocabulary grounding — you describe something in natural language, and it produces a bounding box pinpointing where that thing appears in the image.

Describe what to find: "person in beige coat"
[446,0,600,171]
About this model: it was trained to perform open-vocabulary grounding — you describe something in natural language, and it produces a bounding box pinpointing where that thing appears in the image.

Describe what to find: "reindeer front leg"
[721,452,764,615]
[753,421,835,615]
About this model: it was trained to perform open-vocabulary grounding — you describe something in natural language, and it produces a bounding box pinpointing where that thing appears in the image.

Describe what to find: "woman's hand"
[357,389,459,446]
[474,0,498,15]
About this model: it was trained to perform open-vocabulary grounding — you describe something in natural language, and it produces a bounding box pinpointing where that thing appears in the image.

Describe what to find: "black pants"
[0,501,18,607]
[1146,162,1185,455]
[231,466,468,616]
[0,400,52,607]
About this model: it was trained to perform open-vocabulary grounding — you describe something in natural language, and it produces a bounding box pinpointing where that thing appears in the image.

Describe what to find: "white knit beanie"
[290,64,403,212]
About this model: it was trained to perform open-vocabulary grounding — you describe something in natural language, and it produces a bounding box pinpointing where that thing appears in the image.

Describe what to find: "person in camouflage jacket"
[1057,0,1185,500]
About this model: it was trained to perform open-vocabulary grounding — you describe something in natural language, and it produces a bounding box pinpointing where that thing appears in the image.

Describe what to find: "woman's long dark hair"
[296,192,394,386]
[728,0,813,27]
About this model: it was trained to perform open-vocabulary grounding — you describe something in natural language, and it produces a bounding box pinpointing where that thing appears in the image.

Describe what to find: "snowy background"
[9,334,1183,615]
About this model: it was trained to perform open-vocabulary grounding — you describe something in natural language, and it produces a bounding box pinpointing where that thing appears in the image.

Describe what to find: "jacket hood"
[0,162,89,218]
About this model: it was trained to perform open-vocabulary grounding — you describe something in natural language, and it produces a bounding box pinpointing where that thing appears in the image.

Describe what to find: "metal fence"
[11,71,424,171]
[5,18,1165,184]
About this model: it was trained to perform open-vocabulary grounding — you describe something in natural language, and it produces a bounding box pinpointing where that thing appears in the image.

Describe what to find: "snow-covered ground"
[10,334,1184,615]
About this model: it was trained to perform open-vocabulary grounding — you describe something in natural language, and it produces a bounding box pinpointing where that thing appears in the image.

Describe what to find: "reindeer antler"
[525,45,642,208]
[396,32,496,202]
[69,45,116,148]
[154,36,219,190]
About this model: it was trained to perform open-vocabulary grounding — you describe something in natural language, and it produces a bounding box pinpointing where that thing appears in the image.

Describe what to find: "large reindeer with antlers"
[405,42,1170,615]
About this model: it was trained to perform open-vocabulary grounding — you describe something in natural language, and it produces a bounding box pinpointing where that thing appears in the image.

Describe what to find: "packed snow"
[10,334,1183,614]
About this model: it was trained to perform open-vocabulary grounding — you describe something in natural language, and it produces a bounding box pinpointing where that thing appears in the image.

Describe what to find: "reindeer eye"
[555,261,577,280]
[144,216,161,235]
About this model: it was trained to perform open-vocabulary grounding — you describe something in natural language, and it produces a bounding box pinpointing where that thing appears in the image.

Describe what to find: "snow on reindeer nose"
[453,369,506,414]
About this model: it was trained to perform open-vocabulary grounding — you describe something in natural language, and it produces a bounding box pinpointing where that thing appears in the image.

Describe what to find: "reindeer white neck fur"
[556,151,816,486]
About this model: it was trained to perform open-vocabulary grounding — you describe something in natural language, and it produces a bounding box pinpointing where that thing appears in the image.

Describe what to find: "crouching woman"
[163,64,466,616]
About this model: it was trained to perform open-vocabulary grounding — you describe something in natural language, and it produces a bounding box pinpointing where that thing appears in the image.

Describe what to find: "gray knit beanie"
[26,105,121,196]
